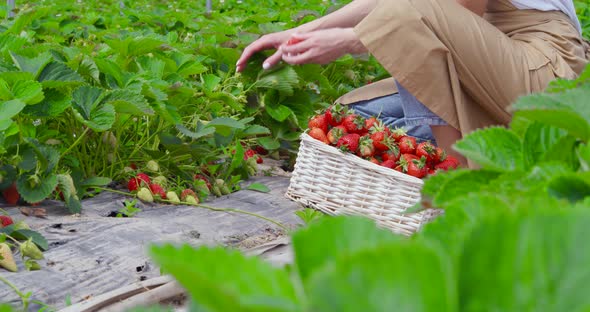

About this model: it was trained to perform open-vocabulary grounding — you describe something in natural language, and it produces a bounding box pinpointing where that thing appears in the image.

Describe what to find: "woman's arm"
[236,0,377,71]
[294,0,378,32]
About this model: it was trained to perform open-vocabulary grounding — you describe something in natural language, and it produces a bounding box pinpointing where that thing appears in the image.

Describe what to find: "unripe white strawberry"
[152,175,167,186]
[146,160,159,172]
[137,187,154,202]
[166,191,180,204]
[185,195,199,205]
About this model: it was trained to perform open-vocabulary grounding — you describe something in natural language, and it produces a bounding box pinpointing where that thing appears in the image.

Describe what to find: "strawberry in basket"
[305,105,459,178]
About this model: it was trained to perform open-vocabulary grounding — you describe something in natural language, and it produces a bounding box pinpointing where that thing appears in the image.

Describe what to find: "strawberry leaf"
[102,89,154,116]
[547,174,590,203]
[0,99,25,120]
[9,51,52,77]
[254,66,299,96]
[522,122,572,169]
[511,86,590,141]
[21,88,71,117]
[306,240,454,312]
[12,80,44,105]
[245,182,270,193]
[0,165,16,190]
[37,61,84,88]
[459,208,590,311]
[150,244,300,312]
[16,172,58,204]
[432,170,502,207]
[453,127,524,171]
[265,103,294,122]
[10,229,49,251]
[292,216,402,283]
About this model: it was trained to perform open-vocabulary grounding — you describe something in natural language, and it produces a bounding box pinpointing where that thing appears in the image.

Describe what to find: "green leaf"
[71,86,115,131]
[95,58,124,87]
[176,124,216,140]
[0,164,16,190]
[16,172,58,204]
[150,244,300,312]
[10,229,49,251]
[207,117,245,136]
[307,241,454,312]
[257,137,281,150]
[37,61,84,87]
[459,208,590,311]
[9,52,52,77]
[512,89,590,140]
[21,88,71,117]
[421,169,465,199]
[12,80,44,104]
[292,216,402,283]
[453,127,523,171]
[522,122,570,169]
[202,74,222,92]
[254,66,299,96]
[265,103,294,122]
[243,125,271,136]
[433,170,502,207]
[547,174,590,203]
[0,99,25,120]
[246,183,270,193]
[102,89,154,115]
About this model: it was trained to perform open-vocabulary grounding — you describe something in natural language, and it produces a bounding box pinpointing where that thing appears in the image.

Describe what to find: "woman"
[236,0,589,166]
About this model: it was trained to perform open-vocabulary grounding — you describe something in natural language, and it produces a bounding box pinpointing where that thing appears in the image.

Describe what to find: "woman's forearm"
[294,0,378,33]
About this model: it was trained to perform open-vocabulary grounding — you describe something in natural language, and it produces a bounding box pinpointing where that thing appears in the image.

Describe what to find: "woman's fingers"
[282,49,316,65]
[263,48,284,69]
[236,34,283,72]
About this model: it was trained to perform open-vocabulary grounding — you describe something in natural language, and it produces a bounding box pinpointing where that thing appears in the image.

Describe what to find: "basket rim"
[299,132,424,186]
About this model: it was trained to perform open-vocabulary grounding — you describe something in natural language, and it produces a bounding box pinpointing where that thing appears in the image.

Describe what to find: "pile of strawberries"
[306,104,459,179]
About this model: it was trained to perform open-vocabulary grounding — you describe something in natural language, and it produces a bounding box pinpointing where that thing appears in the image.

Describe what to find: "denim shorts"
[348,81,446,143]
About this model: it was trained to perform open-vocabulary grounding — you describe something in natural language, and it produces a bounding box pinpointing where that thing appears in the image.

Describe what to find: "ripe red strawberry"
[309,128,330,144]
[342,114,366,134]
[407,157,428,178]
[0,215,13,227]
[433,147,446,164]
[136,173,151,185]
[364,117,378,132]
[396,153,419,173]
[368,157,381,165]
[256,157,263,164]
[181,189,197,201]
[149,183,167,199]
[254,146,268,155]
[416,142,437,162]
[325,104,347,127]
[370,131,395,151]
[428,168,437,175]
[381,145,401,163]
[336,133,361,153]
[308,114,329,133]
[357,136,375,157]
[398,136,417,154]
[244,149,257,160]
[435,155,460,171]
[2,183,19,205]
[381,159,397,169]
[327,125,347,145]
[194,174,212,190]
[390,128,407,142]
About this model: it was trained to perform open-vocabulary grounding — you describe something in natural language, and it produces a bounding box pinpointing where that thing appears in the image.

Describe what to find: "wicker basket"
[285,133,443,236]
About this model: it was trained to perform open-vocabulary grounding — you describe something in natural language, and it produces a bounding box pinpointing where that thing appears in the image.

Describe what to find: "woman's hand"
[280,28,367,65]
[236,30,295,72]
